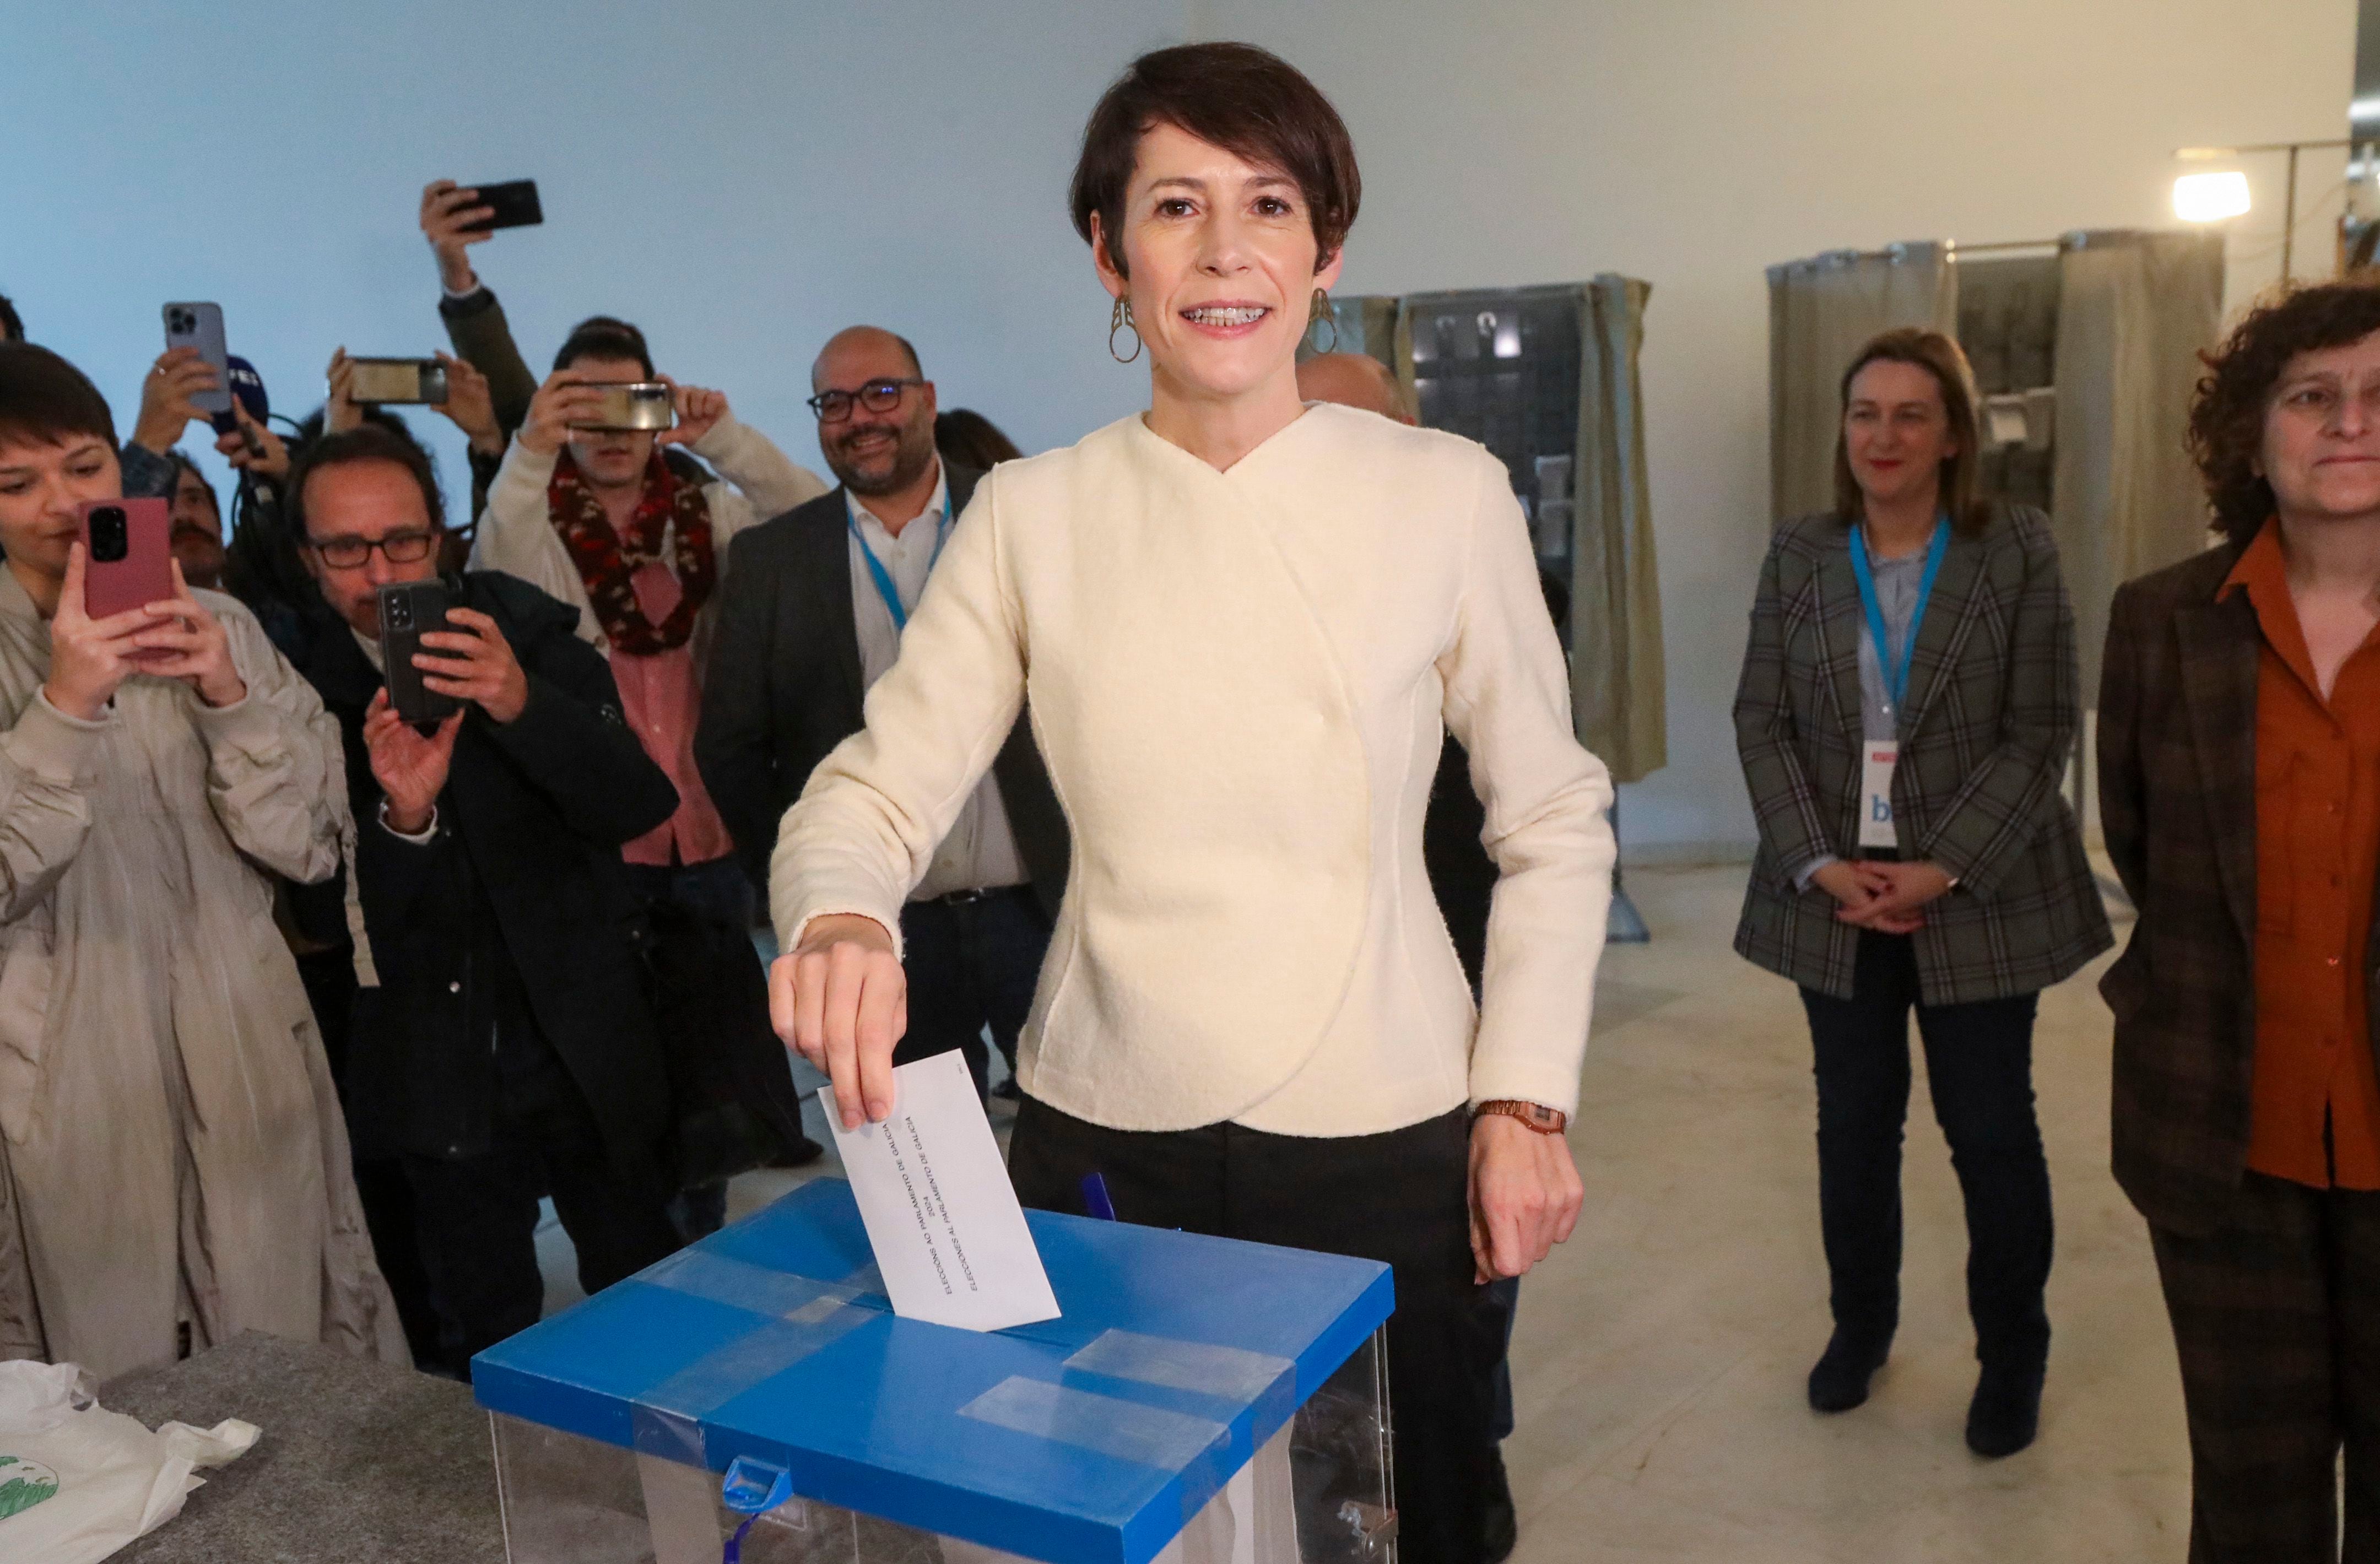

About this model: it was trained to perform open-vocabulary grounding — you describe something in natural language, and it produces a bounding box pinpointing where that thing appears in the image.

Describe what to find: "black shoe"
[1480,1443,1517,1564]
[1806,1330,1891,1413]
[767,1132,827,1170]
[1965,1361,2043,1458]
[991,1076,1021,1102]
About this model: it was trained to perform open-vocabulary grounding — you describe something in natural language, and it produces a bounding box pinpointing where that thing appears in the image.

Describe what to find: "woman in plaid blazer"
[1733,329,2110,1458]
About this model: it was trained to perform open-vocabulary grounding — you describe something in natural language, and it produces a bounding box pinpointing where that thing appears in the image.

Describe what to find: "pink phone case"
[77,499,175,620]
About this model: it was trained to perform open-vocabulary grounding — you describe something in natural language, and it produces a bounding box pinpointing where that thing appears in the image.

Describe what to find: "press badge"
[1858,740,1900,848]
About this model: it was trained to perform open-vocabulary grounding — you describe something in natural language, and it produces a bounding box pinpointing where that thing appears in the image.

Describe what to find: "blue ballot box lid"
[472,1178,1394,1564]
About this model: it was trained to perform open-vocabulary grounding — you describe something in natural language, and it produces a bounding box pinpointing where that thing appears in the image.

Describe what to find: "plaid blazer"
[1732,506,2111,1004]
[2094,539,2380,1235]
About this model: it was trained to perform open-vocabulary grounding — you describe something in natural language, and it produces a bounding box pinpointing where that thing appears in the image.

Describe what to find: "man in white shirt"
[696,328,1068,1102]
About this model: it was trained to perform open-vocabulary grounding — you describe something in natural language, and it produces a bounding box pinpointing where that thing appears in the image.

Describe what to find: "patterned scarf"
[545,448,715,654]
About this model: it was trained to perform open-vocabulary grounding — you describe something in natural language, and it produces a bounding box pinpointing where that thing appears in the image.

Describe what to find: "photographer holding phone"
[0,341,407,1380]
[285,424,688,1373]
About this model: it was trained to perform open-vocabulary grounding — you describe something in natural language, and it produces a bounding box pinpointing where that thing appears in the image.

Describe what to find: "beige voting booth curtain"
[2050,230,2225,695]
[1574,276,1666,783]
[1321,285,1666,781]
[1768,243,1959,522]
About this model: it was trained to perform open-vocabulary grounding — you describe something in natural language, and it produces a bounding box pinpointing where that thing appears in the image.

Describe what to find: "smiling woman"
[0,343,407,1379]
[767,42,1619,1564]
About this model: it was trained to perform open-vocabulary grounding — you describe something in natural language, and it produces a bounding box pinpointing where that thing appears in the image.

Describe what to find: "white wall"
[7,0,1175,512]
[1199,0,2354,858]
[7,2,2357,856]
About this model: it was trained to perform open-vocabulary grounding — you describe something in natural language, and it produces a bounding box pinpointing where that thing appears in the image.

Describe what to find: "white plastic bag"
[0,1359,256,1563]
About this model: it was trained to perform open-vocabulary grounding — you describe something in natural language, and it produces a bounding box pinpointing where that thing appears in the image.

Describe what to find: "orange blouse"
[2225,519,2380,1190]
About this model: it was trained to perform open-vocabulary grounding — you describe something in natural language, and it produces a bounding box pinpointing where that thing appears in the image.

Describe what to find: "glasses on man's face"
[305,531,438,570]
[807,378,925,424]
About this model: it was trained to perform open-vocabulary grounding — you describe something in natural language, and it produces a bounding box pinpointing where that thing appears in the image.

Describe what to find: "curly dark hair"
[2190,276,2380,546]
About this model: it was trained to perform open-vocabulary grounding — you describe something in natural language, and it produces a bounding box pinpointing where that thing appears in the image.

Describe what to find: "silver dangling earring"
[1308,288,1339,353]
[1109,297,1143,364]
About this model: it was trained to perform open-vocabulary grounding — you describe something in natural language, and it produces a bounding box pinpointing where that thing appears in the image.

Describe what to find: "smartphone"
[348,357,450,405]
[77,499,174,621]
[573,382,674,432]
[377,581,463,729]
[162,302,234,416]
[458,180,543,234]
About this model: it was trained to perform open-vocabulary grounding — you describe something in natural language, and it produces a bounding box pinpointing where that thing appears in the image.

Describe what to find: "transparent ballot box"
[475,1179,1397,1564]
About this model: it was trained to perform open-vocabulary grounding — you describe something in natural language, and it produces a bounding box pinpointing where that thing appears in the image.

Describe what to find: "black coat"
[694,465,1069,914]
[300,571,680,1164]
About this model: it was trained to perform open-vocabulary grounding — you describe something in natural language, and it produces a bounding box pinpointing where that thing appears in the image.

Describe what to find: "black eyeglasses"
[304,531,439,570]
[807,378,926,424]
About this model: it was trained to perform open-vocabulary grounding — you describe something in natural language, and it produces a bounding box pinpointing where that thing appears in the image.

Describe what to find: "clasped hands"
[1810,858,1954,934]
[769,916,1583,1285]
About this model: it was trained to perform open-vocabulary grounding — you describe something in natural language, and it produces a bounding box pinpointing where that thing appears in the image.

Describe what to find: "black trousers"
[1008,1096,1503,1564]
[2150,1175,2380,1562]
[402,1053,683,1374]
[896,887,1050,1097]
[1797,932,2051,1369]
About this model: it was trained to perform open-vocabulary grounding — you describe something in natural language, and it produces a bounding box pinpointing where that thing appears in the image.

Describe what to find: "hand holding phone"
[129,348,221,455]
[125,560,246,708]
[363,687,461,835]
[44,543,166,722]
[457,180,541,235]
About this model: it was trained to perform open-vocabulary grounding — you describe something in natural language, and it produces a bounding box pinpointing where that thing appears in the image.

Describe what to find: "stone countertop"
[104,1332,502,1563]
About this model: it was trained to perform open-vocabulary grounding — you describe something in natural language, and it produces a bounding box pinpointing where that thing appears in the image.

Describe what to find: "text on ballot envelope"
[824,1050,1061,1331]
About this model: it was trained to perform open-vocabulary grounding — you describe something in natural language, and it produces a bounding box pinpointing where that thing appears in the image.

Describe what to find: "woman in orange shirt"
[2099,278,2380,1562]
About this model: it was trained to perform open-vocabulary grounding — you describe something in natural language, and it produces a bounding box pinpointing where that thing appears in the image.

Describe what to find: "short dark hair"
[1069,42,1360,279]
[2189,276,2380,548]
[0,342,117,453]
[935,408,1023,468]
[554,315,656,379]
[0,294,22,344]
[1832,327,1988,536]
[288,424,447,540]
[166,450,219,516]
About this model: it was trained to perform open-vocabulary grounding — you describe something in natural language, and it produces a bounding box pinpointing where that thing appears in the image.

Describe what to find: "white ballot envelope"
[824,1050,1061,1332]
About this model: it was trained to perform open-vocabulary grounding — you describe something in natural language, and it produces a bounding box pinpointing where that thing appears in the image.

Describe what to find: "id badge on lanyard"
[1848,519,1949,854]
[1858,740,1900,848]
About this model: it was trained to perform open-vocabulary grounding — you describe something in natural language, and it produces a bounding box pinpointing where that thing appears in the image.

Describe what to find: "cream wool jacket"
[774,404,1617,1137]
[472,414,829,658]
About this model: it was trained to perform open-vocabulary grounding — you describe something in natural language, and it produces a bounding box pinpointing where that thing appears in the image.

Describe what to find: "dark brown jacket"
[2095,538,2380,1234]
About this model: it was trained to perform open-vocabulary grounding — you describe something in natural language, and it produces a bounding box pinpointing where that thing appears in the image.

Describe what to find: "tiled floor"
[539,864,2187,1561]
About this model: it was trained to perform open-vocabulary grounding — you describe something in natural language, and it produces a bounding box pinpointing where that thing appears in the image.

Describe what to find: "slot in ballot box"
[474,1178,1398,1564]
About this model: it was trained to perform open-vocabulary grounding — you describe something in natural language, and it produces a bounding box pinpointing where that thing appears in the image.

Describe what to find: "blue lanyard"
[847,493,951,635]
[1847,518,1949,713]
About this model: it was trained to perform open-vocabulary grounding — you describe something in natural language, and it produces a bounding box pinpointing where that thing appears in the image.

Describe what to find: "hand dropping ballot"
[824,1050,1059,1332]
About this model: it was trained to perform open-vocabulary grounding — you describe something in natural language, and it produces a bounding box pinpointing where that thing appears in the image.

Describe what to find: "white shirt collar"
[846,460,949,545]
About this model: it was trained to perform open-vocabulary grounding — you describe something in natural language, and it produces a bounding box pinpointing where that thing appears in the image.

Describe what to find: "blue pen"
[1080,1172,1118,1222]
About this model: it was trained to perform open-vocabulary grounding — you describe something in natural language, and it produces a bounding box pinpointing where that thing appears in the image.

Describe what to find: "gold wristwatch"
[1474,1100,1568,1135]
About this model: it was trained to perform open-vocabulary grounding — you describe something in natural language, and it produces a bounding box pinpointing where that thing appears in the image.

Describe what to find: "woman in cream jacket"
[771,45,1614,1564]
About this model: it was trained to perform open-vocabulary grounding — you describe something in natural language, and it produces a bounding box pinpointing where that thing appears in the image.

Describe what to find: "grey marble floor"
[539,864,2184,1561]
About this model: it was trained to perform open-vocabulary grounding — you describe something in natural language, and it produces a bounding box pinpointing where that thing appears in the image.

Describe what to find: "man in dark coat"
[287,425,684,1373]
[696,327,1068,1102]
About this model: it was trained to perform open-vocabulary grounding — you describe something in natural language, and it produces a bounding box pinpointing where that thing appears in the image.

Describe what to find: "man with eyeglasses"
[285,423,687,1376]
[697,327,1067,1104]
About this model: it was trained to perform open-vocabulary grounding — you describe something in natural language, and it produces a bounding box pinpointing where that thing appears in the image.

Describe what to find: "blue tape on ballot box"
[473,1177,1394,1564]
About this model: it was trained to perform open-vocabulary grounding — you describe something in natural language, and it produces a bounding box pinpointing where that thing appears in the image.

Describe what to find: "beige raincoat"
[0,569,405,1380]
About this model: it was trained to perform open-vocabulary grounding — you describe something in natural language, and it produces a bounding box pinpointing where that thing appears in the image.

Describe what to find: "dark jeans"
[896,886,1050,1098]
[1008,1096,1502,1564]
[2150,1175,2380,1562]
[402,1048,683,1375]
[623,856,755,1240]
[1797,932,2051,1370]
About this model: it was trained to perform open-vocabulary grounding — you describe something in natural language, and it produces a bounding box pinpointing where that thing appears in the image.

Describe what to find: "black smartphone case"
[378,581,463,728]
[463,180,543,233]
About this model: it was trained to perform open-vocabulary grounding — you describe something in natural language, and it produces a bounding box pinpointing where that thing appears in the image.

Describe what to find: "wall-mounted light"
[2172,170,2252,223]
